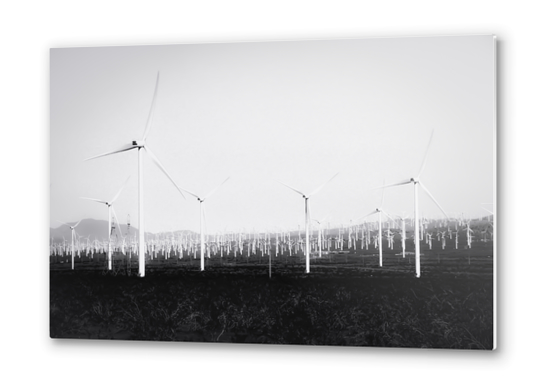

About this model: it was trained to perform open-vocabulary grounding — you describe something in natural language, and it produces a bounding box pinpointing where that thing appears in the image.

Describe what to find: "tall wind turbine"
[376,130,448,278]
[57,219,82,270]
[174,177,230,271]
[80,176,130,271]
[84,72,186,277]
[278,173,339,273]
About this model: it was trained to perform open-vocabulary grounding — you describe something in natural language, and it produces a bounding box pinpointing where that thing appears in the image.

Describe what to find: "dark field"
[50,241,494,349]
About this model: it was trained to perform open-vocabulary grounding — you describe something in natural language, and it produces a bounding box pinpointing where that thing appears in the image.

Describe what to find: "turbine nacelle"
[132,140,146,147]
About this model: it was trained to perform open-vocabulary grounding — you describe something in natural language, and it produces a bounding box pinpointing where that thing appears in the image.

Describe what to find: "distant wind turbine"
[81,176,130,271]
[57,219,82,270]
[396,213,410,258]
[359,181,397,267]
[175,177,230,271]
[312,216,330,258]
[278,173,339,273]
[375,130,448,278]
[84,72,186,277]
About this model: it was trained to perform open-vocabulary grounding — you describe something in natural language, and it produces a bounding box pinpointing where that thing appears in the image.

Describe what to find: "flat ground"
[50,242,493,349]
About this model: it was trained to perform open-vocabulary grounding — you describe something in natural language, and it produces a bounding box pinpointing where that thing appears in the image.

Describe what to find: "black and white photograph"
[7,0,542,382]
[50,35,495,348]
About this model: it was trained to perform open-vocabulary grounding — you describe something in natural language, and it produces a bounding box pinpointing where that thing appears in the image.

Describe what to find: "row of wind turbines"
[59,72,485,278]
[52,213,491,276]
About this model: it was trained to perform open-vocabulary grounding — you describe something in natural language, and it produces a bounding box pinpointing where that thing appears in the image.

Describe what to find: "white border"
[3,1,540,383]
[493,35,498,350]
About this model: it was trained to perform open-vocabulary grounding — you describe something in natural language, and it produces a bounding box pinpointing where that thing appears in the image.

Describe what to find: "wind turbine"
[278,173,339,273]
[174,177,230,272]
[312,215,330,258]
[359,182,396,268]
[57,219,82,270]
[463,220,474,248]
[396,213,410,258]
[375,130,448,278]
[80,176,130,271]
[84,72,186,277]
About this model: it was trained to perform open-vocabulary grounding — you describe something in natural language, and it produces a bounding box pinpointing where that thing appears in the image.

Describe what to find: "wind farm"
[50,36,495,348]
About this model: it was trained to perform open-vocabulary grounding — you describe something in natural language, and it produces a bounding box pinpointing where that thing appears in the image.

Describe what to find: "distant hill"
[50,217,492,244]
[50,218,136,243]
[50,218,199,243]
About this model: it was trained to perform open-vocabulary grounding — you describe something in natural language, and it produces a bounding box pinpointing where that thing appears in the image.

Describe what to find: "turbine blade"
[80,197,108,205]
[482,207,494,215]
[419,182,449,219]
[142,72,160,141]
[308,172,339,197]
[144,146,186,200]
[57,220,70,227]
[417,129,435,178]
[180,187,201,201]
[84,144,136,162]
[204,177,230,201]
[381,210,397,226]
[277,181,305,197]
[313,215,330,224]
[73,219,83,228]
[357,210,379,221]
[110,176,131,204]
[372,179,412,190]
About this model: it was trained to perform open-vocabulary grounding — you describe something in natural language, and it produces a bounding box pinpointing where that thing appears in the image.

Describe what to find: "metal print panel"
[50,35,496,349]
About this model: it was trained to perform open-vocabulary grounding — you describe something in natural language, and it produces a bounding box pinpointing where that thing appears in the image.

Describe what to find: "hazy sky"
[50,35,495,234]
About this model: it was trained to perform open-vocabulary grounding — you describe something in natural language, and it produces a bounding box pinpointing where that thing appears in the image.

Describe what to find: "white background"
[1,1,539,383]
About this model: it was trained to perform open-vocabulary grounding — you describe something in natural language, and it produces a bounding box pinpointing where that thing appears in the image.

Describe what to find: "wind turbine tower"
[174,177,230,271]
[85,72,186,277]
[278,173,338,273]
[58,220,82,270]
[377,130,449,278]
[127,214,131,262]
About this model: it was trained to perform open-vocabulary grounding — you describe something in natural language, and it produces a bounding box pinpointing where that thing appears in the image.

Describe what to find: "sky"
[50,35,495,234]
